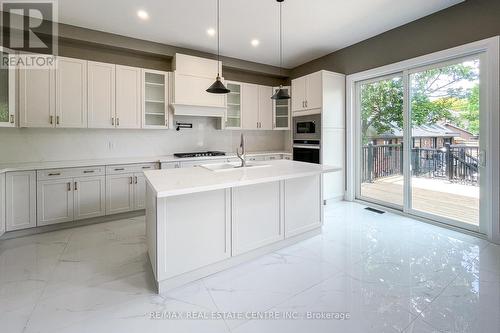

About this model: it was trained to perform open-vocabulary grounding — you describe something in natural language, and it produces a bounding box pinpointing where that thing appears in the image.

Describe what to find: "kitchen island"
[144,159,341,293]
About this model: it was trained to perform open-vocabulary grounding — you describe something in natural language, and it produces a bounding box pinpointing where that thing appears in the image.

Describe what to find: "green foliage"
[0,102,8,122]
[361,61,480,138]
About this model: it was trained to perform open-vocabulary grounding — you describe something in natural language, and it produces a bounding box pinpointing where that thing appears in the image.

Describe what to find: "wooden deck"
[361,176,479,226]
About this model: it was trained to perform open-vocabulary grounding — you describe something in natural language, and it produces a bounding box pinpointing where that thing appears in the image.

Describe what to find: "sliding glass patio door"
[356,55,485,232]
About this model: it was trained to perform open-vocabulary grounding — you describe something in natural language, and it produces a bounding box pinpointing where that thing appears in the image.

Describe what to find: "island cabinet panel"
[0,174,5,237]
[231,181,283,256]
[159,189,230,280]
[284,175,322,238]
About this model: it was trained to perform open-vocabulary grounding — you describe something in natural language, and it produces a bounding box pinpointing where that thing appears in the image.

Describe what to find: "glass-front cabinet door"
[0,48,16,127]
[272,86,290,130]
[143,69,168,128]
[225,82,242,129]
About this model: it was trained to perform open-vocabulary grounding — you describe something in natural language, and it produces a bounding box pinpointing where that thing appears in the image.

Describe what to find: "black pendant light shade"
[271,86,290,100]
[207,75,230,94]
[271,0,289,100]
[207,0,230,94]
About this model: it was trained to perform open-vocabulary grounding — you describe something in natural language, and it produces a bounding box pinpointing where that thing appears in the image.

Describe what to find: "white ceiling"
[57,0,463,68]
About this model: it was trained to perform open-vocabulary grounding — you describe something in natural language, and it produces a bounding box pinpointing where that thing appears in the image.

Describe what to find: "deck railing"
[362,143,479,185]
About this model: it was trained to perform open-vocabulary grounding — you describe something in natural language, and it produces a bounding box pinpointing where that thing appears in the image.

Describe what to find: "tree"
[361,61,479,140]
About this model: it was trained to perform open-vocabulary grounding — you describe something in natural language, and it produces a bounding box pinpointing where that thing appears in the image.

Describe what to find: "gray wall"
[291,0,500,77]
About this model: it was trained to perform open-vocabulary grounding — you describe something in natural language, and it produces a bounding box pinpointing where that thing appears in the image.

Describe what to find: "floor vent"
[365,207,385,214]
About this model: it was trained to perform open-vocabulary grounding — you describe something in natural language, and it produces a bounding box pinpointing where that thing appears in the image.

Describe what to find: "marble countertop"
[144,159,341,198]
[0,151,292,174]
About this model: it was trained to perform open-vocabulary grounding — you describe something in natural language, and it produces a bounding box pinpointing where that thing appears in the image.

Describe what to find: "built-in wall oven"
[293,114,321,164]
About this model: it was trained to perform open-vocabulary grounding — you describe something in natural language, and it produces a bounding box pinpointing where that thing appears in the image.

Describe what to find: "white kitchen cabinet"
[37,179,74,226]
[56,57,87,128]
[225,81,242,129]
[106,173,135,215]
[285,175,321,238]
[133,174,146,210]
[87,61,116,128]
[105,163,157,214]
[241,83,259,129]
[161,162,180,169]
[116,65,142,129]
[37,167,106,225]
[0,173,5,237]
[74,176,106,220]
[0,48,16,127]
[5,171,36,231]
[241,83,273,130]
[272,86,290,130]
[19,63,56,128]
[291,75,306,112]
[232,181,282,255]
[143,69,169,129]
[291,71,323,112]
[258,85,273,130]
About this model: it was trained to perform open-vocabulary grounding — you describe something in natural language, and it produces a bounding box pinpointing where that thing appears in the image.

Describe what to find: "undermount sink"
[200,162,271,172]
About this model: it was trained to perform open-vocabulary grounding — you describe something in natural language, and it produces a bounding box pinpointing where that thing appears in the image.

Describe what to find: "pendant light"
[271,0,290,100]
[206,0,230,94]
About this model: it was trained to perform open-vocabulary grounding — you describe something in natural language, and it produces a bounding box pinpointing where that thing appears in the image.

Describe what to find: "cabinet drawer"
[106,163,158,175]
[161,162,180,169]
[37,166,105,180]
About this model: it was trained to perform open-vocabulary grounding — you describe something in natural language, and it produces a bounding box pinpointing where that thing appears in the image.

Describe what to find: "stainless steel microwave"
[293,114,321,141]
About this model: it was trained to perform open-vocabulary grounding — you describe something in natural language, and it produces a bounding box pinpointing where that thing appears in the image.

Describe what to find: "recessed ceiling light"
[251,39,260,47]
[206,28,216,37]
[137,10,149,20]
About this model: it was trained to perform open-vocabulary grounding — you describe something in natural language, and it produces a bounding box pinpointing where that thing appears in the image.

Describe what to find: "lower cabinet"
[231,181,283,255]
[106,172,146,214]
[37,179,74,225]
[5,171,37,231]
[106,173,134,214]
[74,176,106,220]
[37,175,106,226]
[0,173,5,237]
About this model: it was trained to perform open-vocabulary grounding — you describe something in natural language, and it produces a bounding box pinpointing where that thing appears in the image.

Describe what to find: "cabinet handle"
[129,176,133,184]
[134,176,138,184]
[83,170,95,173]
[305,100,308,108]
[67,182,71,191]
[49,115,54,124]
[114,168,125,171]
[48,172,61,176]
[142,166,151,169]
[111,117,115,126]
[10,114,14,123]
[74,182,78,191]
[56,115,60,125]
[116,118,120,126]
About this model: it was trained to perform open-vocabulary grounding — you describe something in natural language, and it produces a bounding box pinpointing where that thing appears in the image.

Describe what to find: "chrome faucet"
[236,133,247,167]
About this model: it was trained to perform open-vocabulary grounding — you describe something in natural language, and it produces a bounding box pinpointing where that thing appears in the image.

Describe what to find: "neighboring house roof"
[371,123,460,139]
[441,122,474,136]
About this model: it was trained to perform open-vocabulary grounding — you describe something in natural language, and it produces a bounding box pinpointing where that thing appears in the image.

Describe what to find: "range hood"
[171,54,227,119]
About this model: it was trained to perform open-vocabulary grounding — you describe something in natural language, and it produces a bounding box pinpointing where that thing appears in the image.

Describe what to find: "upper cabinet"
[225,81,242,129]
[56,57,87,128]
[143,69,169,129]
[19,58,56,128]
[240,83,273,130]
[87,61,116,128]
[0,48,16,127]
[272,86,290,130]
[115,65,142,129]
[291,71,323,113]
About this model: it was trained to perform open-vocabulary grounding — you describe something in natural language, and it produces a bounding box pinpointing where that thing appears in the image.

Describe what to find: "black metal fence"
[362,143,479,185]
